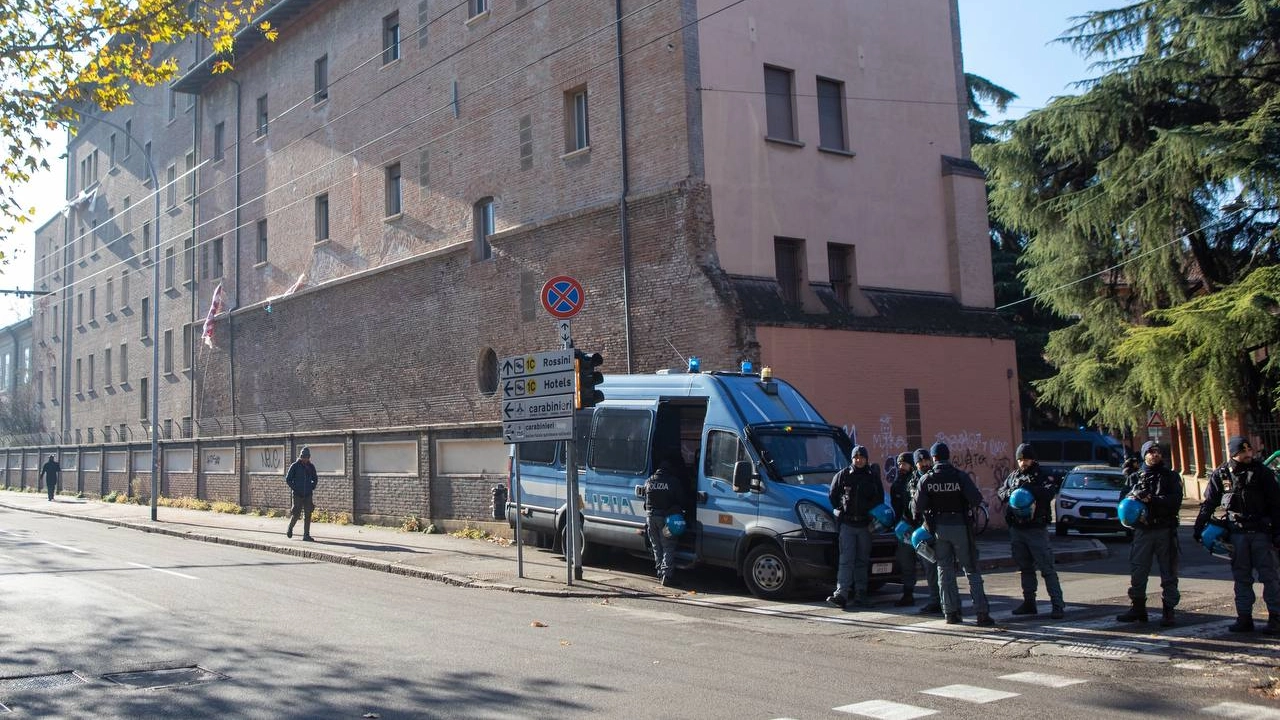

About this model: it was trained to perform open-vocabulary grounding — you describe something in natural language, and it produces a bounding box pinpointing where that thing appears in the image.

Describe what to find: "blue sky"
[0,2,1122,328]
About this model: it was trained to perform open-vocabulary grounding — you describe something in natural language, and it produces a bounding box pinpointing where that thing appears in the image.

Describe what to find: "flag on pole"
[201,282,226,348]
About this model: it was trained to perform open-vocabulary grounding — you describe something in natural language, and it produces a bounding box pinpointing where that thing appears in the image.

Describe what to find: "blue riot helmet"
[870,503,896,532]
[665,513,687,538]
[1117,497,1147,529]
[1202,523,1232,557]
[1009,487,1035,519]
[894,519,914,544]
[910,526,936,564]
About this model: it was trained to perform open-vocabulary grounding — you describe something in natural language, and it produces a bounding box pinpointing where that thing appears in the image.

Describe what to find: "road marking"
[126,562,199,580]
[1201,701,1280,719]
[998,671,1087,688]
[0,528,89,554]
[920,684,1020,703]
[834,699,938,719]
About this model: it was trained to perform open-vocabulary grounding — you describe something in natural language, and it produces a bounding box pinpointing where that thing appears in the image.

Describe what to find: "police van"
[506,365,899,600]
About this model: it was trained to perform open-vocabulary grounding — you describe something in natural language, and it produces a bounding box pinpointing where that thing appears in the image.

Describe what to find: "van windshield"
[751,426,849,484]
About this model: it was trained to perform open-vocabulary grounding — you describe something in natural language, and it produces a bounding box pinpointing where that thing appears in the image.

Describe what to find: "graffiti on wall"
[933,430,1013,491]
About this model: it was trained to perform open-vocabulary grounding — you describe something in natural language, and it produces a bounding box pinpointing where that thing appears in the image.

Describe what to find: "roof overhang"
[173,0,325,94]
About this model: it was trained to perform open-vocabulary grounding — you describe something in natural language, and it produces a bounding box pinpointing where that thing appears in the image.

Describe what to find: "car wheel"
[742,543,795,600]
[1055,522,1068,537]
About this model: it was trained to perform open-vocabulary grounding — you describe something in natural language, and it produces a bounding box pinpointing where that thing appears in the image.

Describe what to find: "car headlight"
[1059,498,1078,509]
[797,501,837,533]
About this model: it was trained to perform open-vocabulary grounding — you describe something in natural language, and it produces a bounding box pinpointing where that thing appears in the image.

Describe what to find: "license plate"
[872,562,893,575]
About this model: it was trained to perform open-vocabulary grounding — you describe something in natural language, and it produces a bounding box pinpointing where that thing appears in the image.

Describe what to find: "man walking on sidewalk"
[997,443,1066,619]
[40,455,60,501]
[1194,436,1280,634]
[1117,440,1182,627]
[285,447,318,541]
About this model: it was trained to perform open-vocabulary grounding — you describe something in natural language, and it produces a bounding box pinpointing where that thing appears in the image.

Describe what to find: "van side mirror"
[732,461,755,493]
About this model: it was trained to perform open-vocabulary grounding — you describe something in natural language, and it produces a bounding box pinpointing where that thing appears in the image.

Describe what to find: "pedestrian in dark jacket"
[285,446,319,541]
[1194,436,1280,634]
[1117,440,1183,626]
[914,442,992,626]
[645,451,688,586]
[40,455,60,501]
[997,443,1065,618]
[827,445,884,609]
[889,452,919,607]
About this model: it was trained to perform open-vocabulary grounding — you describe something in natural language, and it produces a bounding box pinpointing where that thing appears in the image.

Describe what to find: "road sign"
[1147,410,1167,429]
[502,371,575,400]
[541,276,586,319]
[557,320,572,349]
[503,417,573,443]
[502,395,575,422]
[499,349,574,380]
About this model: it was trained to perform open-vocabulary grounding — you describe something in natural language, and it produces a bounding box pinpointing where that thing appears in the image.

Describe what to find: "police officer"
[889,452,919,607]
[645,451,688,587]
[997,443,1065,619]
[1117,440,1183,627]
[910,448,943,615]
[1194,436,1280,634]
[827,445,883,609]
[914,441,993,626]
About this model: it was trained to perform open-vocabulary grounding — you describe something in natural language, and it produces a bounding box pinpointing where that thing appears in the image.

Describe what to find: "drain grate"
[0,672,86,692]
[102,666,226,690]
[1060,642,1139,659]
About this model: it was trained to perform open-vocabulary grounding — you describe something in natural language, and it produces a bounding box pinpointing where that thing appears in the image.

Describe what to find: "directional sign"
[541,276,586,319]
[502,371,575,400]
[503,417,573,444]
[503,395,575,422]
[499,349,574,380]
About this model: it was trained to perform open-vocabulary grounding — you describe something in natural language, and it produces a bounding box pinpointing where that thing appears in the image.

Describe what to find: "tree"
[0,1,272,253]
[973,0,1280,430]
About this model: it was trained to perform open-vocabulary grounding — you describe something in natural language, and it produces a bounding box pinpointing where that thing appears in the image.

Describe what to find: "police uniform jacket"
[644,462,686,517]
[829,464,883,525]
[1123,463,1182,528]
[889,469,914,523]
[913,462,983,526]
[1195,459,1280,535]
[996,462,1056,528]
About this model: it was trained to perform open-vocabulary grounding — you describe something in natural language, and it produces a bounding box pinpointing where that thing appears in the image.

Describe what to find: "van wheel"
[1055,522,1068,537]
[559,520,596,564]
[742,543,795,600]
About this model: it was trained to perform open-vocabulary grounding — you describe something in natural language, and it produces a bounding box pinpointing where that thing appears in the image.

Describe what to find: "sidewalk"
[0,490,1108,598]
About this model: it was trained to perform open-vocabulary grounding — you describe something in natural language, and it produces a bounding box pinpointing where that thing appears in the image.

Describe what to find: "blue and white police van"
[506,365,899,599]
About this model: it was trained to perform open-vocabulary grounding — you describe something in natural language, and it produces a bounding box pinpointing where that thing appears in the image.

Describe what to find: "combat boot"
[1160,604,1176,628]
[945,612,962,625]
[918,602,943,616]
[975,612,995,627]
[1116,601,1148,623]
[893,590,915,607]
[826,593,847,610]
[851,591,873,609]
[1228,615,1255,633]
[1011,595,1038,616]
[1265,613,1280,636]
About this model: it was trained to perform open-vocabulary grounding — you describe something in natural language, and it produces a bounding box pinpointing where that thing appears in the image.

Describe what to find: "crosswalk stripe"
[1201,701,1280,719]
[998,671,1087,688]
[920,684,1020,703]
[833,699,938,719]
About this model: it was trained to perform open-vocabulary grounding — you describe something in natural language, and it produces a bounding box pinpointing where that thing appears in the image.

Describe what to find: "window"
[123,121,132,158]
[121,269,130,305]
[120,343,128,384]
[213,122,225,161]
[519,115,533,170]
[382,12,400,64]
[140,297,150,338]
[904,389,922,449]
[184,151,195,199]
[212,237,224,277]
[76,358,82,394]
[166,164,177,208]
[469,0,488,18]
[184,235,194,282]
[49,366,55,401]
[474,197,494,260]
[315,194,330,241]
[385,163,402,217]
[565,88,589,152]
[256,219,268,264]
[417,0,430,48]
[817,77,848,152]
[106,277,114,314]
[109,134,117,168]
[774,237,803,304]
[704,430,749,482]
[76,293,83,327]
[764,65,797,142]
[143,142,152,184]
[140,376,148,420]
[256,94,269,138]
[104,347,112,387]
[164,329,173,374]
[87,354,94,391]
[165,248,175,289]
[314,55,329,102]
[88,286,96,322]
[183,326,192,369]
[121,196,131,237]
[520,441,558,465]
[419,148,430,189]
[143,221,152,263]
[827,243,851,308]
[586,409,651,473]
[167,87,177,121]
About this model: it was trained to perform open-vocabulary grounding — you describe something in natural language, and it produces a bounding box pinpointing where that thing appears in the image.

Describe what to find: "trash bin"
[492,484,508,520]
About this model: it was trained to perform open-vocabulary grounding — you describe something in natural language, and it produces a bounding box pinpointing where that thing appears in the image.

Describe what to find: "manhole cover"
[0,672,86,692]
[1061,642,1138,658]
[102,666,226,690]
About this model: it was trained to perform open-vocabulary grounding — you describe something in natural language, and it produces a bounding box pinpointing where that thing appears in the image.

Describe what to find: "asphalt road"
[3,508,1280,719]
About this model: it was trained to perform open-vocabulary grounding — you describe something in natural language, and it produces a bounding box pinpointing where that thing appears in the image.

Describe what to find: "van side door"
[699,428,759,567]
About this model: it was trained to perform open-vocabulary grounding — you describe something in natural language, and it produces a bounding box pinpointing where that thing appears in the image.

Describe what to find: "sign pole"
[514,444,524,579]
[565,438,578,584]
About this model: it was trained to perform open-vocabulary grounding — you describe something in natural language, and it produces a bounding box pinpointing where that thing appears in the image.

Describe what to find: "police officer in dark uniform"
[910,448,943,614]
[827,445,883,609]
[1117,440,1183,627]
[997,443,1065,619]
[1194,436,1280,634]
[889,452,919,607]
[645,451,688,587]
[914,441,993,626]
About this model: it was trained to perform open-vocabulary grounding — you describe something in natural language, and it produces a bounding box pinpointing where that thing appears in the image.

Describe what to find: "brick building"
[27,0,1021,520]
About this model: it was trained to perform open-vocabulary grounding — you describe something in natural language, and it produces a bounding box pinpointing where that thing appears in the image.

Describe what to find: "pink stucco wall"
[757,326,1021,502]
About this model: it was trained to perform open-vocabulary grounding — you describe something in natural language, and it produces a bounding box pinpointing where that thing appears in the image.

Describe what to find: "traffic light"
[575,350,604,408]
